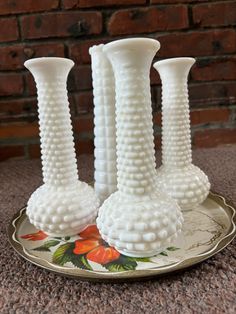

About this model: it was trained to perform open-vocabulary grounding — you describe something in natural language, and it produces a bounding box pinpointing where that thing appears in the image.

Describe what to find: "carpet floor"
[0,145,236,314]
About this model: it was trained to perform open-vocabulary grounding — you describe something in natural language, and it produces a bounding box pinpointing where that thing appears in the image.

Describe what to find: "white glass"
[97,39,183,257]
[153,57,210,209]
[90,45,117,203]
[25,57,100,236]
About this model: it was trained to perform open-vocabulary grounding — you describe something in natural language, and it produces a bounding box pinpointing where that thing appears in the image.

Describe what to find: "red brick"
[190,108,230,125]
[0,145,25,161]
[64,0,146,9]
[193,128,236,148]
[0,74,23,97]
[0,98,37,122]
[0,43,64,71]
[72,91,94,114]
[68,94,77,116]
[73,117,94,133]
[21,12,102,40]
[0,45,23,71]
[158,29,236,58]
[153,112,162,126]
[0,18,18,43]
[189,82,236,107]
[152,0,205,3]
[154,135,161,150]
[108,6,188,35]
[193,1,236,27]
[150,67,161,85]
[0,122,39,139]
[75,139,94,155]
[28,143,41,159]
[0,0,59,15]
[192,58,236,81]
[69,39,108,65]
[25,72,36,96]
[68,66,92,91]
[151,86,161,112]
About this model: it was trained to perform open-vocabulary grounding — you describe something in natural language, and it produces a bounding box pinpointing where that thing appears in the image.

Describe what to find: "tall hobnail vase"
[97,39,183,257]
[24,57,100,236]
[89,45,117,203]
[153,58,210,209]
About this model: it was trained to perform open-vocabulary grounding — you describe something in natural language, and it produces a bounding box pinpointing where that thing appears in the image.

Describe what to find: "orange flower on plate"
[21,230,48,241]
[73,225,120,265]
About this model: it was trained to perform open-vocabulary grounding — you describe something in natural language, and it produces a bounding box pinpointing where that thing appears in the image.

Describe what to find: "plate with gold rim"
[7,192,236,282]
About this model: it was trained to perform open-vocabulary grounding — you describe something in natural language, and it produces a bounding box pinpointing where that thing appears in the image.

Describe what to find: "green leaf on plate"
[130,257,152,262]
[64,236,70,241]
[70,255,92,270]
[160,251,168,256]
[33,240,60,252]
[104,255,138,272]
[52,243,92,270]
[166,247,180,251]
[52,242,74,266]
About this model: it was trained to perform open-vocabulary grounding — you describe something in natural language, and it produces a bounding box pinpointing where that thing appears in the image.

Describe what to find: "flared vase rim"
[24,57,74,70]
[89,44,105,55]
[154,57,195,69]
[103,37,160,54]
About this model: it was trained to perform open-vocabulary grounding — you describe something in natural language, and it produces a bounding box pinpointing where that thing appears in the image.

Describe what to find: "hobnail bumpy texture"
[37,80,78,186]
[114,65,157,195]
[98,39,183,257]
[27,182,99,236]
[25,58,99,236]
[154,59,210,209]
[97,191,183,257]
[156,165,210,209]
[161,81,193,168]
[90,45,117,203]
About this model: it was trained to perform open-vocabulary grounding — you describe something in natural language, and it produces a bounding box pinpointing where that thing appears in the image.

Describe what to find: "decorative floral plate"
[8,192,236,282]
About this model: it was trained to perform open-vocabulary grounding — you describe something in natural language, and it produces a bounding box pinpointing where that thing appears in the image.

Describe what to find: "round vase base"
[156,165,211,210]
[27,182,100,237]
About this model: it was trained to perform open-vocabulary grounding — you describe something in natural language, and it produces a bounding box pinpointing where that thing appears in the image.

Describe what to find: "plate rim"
[7,191,236,282]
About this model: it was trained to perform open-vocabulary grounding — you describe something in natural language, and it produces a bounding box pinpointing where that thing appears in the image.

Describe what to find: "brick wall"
[0,0,235,161]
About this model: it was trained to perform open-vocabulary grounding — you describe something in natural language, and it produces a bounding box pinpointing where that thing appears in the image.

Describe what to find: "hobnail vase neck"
[104,38,160,195]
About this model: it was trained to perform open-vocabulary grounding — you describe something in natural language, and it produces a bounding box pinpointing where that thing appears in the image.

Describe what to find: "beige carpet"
[0,146,236,313]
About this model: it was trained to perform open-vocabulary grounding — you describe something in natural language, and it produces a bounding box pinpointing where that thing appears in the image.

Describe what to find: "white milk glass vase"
[24,57,100,237]
[97,39,183,257]
[153,57,210,210]
[89,45,117,203]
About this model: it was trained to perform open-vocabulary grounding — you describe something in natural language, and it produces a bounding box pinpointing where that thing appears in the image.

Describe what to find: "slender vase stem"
[111,46,157,196]
[161,76,192,168]
[154,58,210,209]
[36,72,78,186]
[90,45,117,202]
[24,57,100,236]
[97,39,183,258]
